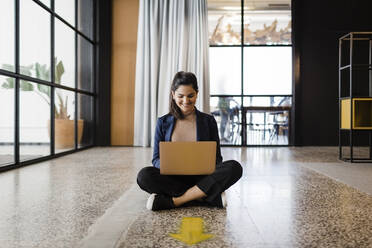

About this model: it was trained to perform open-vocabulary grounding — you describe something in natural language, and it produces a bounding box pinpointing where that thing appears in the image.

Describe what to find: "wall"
[293,0,372,145]
[111,0,139,145]
[109,0,372,146]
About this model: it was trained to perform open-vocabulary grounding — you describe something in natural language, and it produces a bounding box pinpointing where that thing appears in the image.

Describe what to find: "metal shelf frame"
[338,32,372,162]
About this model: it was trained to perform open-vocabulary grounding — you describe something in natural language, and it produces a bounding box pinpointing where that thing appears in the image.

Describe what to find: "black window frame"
[208,0,293,147]
[0,0,97,171]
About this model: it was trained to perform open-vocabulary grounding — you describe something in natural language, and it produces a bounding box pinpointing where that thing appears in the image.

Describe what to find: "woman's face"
[172,85,198,116]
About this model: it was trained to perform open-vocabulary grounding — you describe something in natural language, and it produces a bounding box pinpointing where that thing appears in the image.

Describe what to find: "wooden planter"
[49,119,84,149]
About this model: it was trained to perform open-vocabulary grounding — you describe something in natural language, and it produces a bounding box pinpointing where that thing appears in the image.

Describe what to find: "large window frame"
[0,0,97,171]
[209,0,293,147]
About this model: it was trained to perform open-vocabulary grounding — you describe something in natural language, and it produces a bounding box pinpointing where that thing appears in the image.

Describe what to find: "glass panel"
[208,0,241,45]
[0,0,15,72]
[0,76,15,166]
[244,97,290,145]
[340,39,350,67]
[78,94,93,148]
[20,81,51,161]
[20,0,51,81]
[210,96,241,145]
[55,0,75,26]
[55,19,75,88]
[78,0,94,40]
[244,0,291,45]
[243,47,292,95]
[39,0,50,8]
[352,39,370,65]
[54,89,75,153]
[78,35,93,92]
[243,96,292,107]
[245,111,289,145]
[209,47,241,95]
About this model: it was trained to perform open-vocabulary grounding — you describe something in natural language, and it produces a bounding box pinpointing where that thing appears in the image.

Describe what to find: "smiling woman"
[169,72,199,119]
[169,72,199,142]
[136,71,243,211]
[172,86,198,116]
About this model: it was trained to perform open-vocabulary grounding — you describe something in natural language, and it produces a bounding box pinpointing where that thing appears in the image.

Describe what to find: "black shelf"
[338,32,372,162]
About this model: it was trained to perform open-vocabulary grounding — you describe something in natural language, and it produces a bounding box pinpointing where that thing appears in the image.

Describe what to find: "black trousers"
[137,160,242,203]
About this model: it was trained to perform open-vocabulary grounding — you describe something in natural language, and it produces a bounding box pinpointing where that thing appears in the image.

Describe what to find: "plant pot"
[48,119,84,149]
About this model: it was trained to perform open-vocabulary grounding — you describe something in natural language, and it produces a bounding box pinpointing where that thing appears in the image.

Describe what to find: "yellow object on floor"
[169,217,214,245]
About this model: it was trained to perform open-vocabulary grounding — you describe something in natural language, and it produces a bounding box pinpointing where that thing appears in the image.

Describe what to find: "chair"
[269,111,288,143]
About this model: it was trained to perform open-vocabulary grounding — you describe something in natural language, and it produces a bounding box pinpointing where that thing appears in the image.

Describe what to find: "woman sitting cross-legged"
[137,71,243,211]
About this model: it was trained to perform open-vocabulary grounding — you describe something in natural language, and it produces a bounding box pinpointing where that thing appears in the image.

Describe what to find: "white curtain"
[133,0,210,147]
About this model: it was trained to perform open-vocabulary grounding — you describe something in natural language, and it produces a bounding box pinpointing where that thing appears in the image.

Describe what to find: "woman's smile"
[172,85,198,115]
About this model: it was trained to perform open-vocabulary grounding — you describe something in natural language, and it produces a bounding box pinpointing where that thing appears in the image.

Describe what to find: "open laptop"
[159,141,216,175]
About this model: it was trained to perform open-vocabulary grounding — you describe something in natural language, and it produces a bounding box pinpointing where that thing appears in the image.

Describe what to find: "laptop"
[159,141,216,175]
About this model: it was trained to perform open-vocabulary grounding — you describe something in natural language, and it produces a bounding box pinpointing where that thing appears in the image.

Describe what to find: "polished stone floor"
[1,147,372,248]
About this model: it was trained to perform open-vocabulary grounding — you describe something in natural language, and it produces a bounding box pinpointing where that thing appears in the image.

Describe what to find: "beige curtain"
[133,0,210,147]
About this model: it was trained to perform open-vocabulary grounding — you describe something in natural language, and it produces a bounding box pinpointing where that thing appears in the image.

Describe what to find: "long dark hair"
[169,71,199,119]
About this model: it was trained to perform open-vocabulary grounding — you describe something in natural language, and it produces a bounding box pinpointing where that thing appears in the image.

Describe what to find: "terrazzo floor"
[1,147,372,248]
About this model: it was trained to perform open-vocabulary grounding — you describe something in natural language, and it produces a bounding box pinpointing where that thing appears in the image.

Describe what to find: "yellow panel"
[341,99,351,129]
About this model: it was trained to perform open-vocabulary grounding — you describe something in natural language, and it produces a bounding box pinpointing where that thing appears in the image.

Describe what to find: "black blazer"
[152,109,223,168]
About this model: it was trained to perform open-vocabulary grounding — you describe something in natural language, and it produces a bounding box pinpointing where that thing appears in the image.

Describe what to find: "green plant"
[1,59,70,119]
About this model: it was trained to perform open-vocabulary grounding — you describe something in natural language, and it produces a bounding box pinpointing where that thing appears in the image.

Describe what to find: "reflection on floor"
[0,145,50,164]
[1,147,372,248]
[0,145,83,165]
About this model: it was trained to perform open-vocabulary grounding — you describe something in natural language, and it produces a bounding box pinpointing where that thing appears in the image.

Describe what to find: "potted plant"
[1,60,84,149]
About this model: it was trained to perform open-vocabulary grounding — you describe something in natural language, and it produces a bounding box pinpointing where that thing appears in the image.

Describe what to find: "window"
[243,47,292,95]
[20,81,51,161]
[55,18,75,88]
[209,47,241,95]
[208,0,292,146]
[20,0,51,81]
[0,76,15,166]
[0,0,96,168]
[0,0,15,72]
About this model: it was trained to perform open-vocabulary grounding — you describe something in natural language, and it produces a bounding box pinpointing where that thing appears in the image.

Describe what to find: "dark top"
[152,108,223,168]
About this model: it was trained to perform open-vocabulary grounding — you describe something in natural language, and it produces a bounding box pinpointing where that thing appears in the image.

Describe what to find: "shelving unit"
[339,32,372,162]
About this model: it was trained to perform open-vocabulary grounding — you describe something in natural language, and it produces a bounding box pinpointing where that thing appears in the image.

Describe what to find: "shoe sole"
[146,193,156,210]
[221,192,227,208]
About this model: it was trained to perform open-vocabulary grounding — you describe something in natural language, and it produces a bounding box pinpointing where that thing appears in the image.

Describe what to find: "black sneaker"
[146,193,175,211]
[208,192,227,208]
